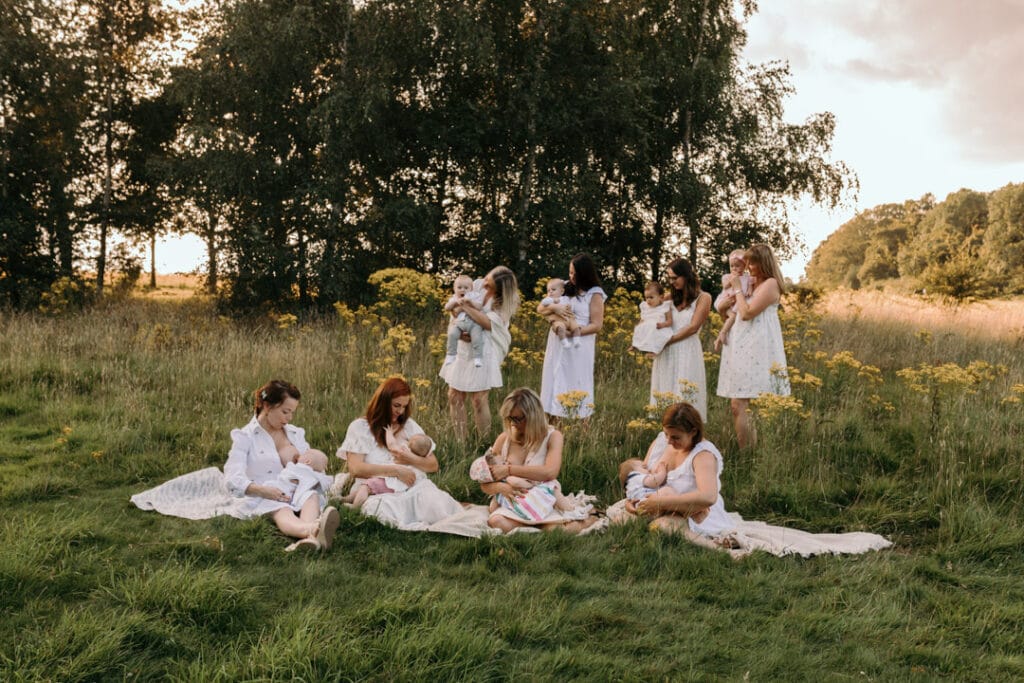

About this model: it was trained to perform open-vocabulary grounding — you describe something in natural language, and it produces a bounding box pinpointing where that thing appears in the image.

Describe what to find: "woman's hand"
[635,495,662,517]
[391,446,415,465]
[501,481,528,498]
[393,466,417,487]
[489,463,510,481]
[257,485,291,503]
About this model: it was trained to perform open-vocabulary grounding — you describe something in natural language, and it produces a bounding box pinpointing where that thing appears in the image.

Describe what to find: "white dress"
[540,287,606,418]
[439,307,513,393]
[717,302,791,398]
[489,428,586,526]
[337,417,463,530]
[223,417,325,517]
[662,439,733,537]
[650,299,708,421]
[631,301,672,354]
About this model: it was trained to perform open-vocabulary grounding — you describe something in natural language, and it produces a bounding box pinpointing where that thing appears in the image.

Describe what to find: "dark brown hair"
[661,402,704,445]
[666,258,701,309]
[365,376,413,446]
[564,253,601,297]
[254,379,301,416]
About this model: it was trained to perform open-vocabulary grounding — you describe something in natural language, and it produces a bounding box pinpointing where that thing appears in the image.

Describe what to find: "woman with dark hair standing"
[439,266,521,438]
[650,257,711,421]
[538,254,606,420]
[338,376,463,529]
[716,244,791,448]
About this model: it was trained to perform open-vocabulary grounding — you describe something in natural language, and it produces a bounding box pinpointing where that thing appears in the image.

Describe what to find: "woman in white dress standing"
[338,377,463,529]
[538,253,606,420]
[650,257,711,421]
[439,266,521,438]
[716,243,791,448]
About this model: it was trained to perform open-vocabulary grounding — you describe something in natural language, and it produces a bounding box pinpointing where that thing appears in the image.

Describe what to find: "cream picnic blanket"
[606,499,892,558]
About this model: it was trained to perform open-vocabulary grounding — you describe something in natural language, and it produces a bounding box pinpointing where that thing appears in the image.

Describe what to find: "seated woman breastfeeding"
[337,377,463,530]
[224,379,339,552]
[480,388,601,534]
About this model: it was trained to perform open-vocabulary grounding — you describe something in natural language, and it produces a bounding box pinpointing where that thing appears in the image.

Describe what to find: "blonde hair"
[745,244,785,292]
[499,387,548,453]
[488,266,521,322]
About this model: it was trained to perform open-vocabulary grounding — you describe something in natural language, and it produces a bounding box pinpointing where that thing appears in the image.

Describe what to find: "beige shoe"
[284,537,320,553]
[317,506,340,551]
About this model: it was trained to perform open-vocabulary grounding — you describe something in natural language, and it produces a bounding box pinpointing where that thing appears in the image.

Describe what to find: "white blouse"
[223,417,311,498]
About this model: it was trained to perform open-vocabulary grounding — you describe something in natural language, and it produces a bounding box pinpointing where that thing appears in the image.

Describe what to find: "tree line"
[805,183,1024,299]
[1,0,853,310]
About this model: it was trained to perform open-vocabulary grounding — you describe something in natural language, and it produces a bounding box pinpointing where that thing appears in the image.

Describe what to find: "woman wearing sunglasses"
[479,388,601,534]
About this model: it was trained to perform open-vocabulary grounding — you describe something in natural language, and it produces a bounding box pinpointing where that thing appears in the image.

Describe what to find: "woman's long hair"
[499,387,549,454]
[254,379,300,416]
[564,253,601,298]
[488,266,521,322]
[666,257,701,308]
[365,377,412,446]
[745,244,786,292]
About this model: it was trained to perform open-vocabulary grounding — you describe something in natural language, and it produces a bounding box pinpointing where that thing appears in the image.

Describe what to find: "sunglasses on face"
[507,414,526,424]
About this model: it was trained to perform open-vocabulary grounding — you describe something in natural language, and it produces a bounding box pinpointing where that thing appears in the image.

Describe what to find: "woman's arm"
[576,293,604,336]
[489,430,564,482]
[636,450,718,517]
[664,292,711,345]
[733,277,780,321]
[345,452,417,486]
[461,301,492,330]
[392,448,439,473]
[537,300,572,319]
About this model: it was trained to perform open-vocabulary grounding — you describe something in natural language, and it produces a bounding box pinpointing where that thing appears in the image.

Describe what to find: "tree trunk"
[205,207,218,295]
[97,79,112,296]
[149,231,157,288]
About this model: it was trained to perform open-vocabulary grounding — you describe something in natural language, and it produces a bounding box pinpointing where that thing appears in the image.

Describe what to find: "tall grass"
[1,288,1022,680]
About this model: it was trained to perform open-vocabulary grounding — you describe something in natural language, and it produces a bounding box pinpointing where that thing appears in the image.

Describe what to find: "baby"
[469,449,574,514]
[344,433,433,509]
[273,448,332,505]
[629,281,673,355]
[539,277,580,349]
[714,250,753,352]
[619,458,669,502]
[443,274,488,368]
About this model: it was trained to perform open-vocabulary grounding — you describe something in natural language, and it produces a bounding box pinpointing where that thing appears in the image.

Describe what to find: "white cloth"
[625,470,660,502]
[337,417,462,529]
[540,286,606,418]
[488,428,594,525]
[717,302,791,398]
[274,462,332,511]
[631,300,672,354]
[650,299,708,421]
[439,308,512,392]
[221,417,324,517]
[130,466,333,520]
[607,436,892,557]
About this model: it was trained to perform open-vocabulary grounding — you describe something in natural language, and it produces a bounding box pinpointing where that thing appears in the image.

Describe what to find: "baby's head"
[454,274,474,297]
[643,281,664,307]
[297,449,328,472]
[618,459,646,486]
[727,249,747,275]
[546,277,565,299]
[407,434,432,457]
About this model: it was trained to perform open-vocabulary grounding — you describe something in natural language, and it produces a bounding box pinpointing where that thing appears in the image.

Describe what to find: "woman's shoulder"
[401,417,425,436]
[344,417,372,437]
[230,416,260,441]
[585,286,607,300]
[690,440,723,467]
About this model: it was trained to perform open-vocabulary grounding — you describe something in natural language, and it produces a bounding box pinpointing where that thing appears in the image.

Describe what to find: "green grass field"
[1,286,1022,681]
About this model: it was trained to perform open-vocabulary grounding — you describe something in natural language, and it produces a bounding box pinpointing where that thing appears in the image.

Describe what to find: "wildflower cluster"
[368,268,446,322]
[1003,383,1024,405]
[751,393,810,422]
[556,390,592,419]
[897,360,1007,396]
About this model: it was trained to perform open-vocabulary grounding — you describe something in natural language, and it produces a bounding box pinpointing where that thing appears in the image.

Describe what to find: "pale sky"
[154,0,1024,278]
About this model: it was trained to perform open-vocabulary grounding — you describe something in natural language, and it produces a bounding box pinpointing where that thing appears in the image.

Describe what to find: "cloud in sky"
[748,0,1024,163]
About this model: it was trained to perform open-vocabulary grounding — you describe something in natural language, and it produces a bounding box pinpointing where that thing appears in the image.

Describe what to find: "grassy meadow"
[1,279,1023,681]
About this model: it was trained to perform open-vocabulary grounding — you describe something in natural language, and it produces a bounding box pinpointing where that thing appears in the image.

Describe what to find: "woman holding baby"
[538,253,606,420]
[439,266,521,438]
[338,376,463,529]
[223,379,339,552]
[475,388,601,533]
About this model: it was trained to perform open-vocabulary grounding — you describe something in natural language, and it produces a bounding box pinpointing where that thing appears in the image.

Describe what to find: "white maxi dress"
[540,287,606,418]
[650,299,708,421]
[716,302,791,398]
[337,417,463,530]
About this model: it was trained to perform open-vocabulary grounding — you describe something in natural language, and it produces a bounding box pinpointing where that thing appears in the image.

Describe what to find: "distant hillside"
[805,183,1024,298]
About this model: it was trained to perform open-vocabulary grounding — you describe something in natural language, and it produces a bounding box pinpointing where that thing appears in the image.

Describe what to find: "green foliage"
[2,292,1023,679]
[38,276,97,315]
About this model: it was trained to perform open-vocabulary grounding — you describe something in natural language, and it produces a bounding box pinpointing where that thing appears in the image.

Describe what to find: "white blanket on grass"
[130,467,257,520]
[606,499,892,557]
